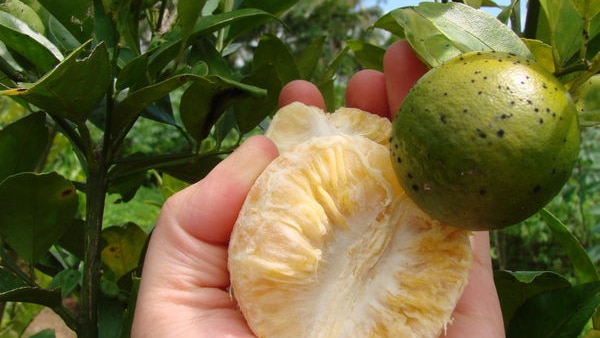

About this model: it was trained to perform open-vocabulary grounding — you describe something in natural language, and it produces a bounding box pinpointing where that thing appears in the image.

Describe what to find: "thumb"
[384,40,429,118]
[132,135,278,337]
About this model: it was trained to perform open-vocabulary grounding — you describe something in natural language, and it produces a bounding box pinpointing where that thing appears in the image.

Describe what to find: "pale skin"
[131,41,506,337]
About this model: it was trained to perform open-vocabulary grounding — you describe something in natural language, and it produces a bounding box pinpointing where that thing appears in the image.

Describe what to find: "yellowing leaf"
[101,223,147,281]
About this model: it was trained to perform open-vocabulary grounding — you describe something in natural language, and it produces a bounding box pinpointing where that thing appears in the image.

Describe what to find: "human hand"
[132,40,505,337]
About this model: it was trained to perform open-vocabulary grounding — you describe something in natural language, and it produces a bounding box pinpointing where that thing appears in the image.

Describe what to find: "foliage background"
[0,0,598,337]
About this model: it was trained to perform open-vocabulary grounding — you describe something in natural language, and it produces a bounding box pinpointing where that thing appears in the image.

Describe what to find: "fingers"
[278,80,326,110]
[346,69,390,118]
[445,232,505,338]
[383,40,429,118]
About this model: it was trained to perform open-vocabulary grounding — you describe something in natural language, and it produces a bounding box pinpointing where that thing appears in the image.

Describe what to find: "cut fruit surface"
[229,102,472,338]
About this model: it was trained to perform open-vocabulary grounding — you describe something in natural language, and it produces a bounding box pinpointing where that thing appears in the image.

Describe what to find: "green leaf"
[161,154,223,183]
[226,3,287,43]
[180,75,266,144]
[57,219,85,259]
[177,0,207,45]
[237,0,298,16]
[147,9,276,74]
[101,222,147,281]
[494,270,571,329]
[0,10,62,73]
[507,281,600,338]
[346,40,386,72]
[540,209,600,284]
[98,296,125,338]
[570,0,600,21]
[253,34,300,84]
[0,0,45,34]
[233,63,280,134]
[0,172,78,264]
[523,38,556,73]
[37,0,94,42]
[575,74,600,126]
[0,268,62,307]
[107,168,145,203]
[160,174,189,199]
[1,41,111,123]
[539,0,583,70]
[115,54,150,91]
[376,2,532,67]
[297,35,326,80]
[0,112,48,182]
[49,269,81,298]
[111,74,197,143]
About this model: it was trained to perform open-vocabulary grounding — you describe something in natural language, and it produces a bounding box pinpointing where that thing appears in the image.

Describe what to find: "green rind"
[390,51,580,230]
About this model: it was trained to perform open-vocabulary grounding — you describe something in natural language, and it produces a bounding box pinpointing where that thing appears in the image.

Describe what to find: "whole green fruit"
[390,51,580,230]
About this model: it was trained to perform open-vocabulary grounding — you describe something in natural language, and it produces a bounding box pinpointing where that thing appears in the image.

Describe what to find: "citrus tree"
[0,0,598,337]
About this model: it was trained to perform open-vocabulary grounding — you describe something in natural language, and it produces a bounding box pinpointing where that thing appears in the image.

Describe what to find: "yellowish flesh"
[229,103,472,338]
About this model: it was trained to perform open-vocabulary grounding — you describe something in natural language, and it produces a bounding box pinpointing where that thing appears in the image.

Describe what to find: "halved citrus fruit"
[229,102,472,337]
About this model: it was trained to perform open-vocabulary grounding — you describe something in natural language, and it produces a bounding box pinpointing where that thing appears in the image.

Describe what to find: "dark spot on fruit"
[407,173,413,179]
[539,118,544,124]
[412,184,419,192]
[527,99,533,105]
[396,156,402,163]
[510,101,515,105]
[463,108,469,113]
[552,168,557,175]
[534,108,539,112]
[479,189,486,195]
[471,79,476,83]
[477,129,487,138]
[61,188,75,197]
[497,129,505,137]
[443,92,448,96]
[440,115,447,123]
[483,76,488,80]
[478,91,483,95]
[533,185,541,194]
